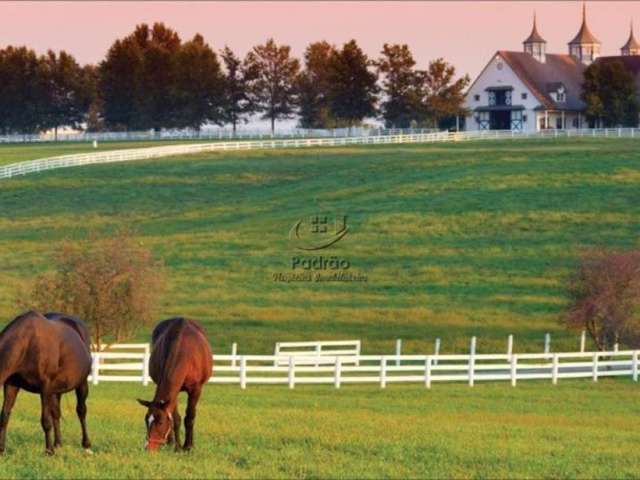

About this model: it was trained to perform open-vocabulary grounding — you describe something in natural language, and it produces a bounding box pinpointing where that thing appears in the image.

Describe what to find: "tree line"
[0,23,470,136]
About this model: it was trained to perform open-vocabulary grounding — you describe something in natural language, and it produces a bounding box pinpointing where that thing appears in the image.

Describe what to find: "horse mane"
[155,318,188,387]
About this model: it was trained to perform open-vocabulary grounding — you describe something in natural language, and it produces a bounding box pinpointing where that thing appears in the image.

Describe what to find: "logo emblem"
[289,215,349,251]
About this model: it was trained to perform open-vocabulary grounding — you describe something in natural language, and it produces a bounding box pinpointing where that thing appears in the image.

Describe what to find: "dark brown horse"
[0,311,92,455]
[138,317,212,451]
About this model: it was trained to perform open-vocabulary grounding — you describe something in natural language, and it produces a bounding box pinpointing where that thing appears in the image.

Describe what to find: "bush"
[565,247,640,350]
[20,229,166,348]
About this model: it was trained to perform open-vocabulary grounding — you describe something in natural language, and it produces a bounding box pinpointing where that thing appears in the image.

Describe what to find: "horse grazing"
[0,311,92,455]
[138,317,213,451]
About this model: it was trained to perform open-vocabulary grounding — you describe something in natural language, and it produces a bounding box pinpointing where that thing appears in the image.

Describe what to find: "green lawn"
[0,380,637,479]
[1,137,640,355]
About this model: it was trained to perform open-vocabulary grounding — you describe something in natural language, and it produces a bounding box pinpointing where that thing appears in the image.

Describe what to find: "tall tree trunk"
[54,126,58,142]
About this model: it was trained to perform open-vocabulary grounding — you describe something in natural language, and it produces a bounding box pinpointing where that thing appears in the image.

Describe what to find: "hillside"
[1,137,639,354]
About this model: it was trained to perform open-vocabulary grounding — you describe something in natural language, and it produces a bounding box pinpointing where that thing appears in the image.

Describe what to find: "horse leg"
[40,393,55,455]
[51,393,62,449]
[0,384,19,454]
[172,406,182,452]
[75,381,91,449]
[183,388,201,451]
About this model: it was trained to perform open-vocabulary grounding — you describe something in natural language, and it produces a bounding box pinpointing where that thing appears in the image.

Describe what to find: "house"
[464,5,640,132]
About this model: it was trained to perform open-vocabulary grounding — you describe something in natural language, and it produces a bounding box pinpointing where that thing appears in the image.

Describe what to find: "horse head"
[137,398,173,451]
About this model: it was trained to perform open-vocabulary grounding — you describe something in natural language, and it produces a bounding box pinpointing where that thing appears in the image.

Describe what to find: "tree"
[220,46,257,135]
[20,230,166,348]
[175,34,225,131]
[296,41,336,129]
[377,43,425,129]
[41,50,95,139]
[565,247,640,351]
[582,61,639,128]
[422,58,469,129]
[0,46,48,134]
[326,40,379,130]
[245,38,300,134]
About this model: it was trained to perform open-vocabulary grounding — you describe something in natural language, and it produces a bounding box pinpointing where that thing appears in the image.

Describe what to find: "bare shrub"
[566,247,640,350]
[20,229,166,348]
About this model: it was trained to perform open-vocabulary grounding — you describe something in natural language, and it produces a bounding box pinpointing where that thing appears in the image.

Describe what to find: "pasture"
[1,137,640,354]
[0,381,638,478]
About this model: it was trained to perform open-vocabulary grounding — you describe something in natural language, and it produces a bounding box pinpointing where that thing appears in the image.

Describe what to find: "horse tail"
[160,318,187,380]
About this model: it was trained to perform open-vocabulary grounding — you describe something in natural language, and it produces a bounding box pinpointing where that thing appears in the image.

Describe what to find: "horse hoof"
[45,449,55,456]
[84,448,94,455]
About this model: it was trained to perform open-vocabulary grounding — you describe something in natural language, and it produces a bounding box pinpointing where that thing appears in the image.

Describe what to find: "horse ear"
[137,398,152,408]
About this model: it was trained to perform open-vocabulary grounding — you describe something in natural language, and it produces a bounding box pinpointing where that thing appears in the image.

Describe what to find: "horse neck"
[153,329,187,406]
[0,328,21,384]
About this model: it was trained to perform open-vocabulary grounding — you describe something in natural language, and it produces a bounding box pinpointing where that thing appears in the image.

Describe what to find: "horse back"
[44,312,91,349]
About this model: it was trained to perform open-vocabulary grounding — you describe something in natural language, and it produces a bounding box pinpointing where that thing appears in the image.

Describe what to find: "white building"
[464,5,640,132]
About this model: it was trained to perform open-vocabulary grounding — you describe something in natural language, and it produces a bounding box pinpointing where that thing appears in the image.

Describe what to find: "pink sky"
[1,1,640,78]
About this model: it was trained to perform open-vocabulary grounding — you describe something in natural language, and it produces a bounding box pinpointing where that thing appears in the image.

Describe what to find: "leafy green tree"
[296,41,336,129]
[377,43,424,129]
[326,40,379,130]
[245,38,300,134]
[220,46,257,135]
[0,46,48,134]
[422,58,469,129]
[582,61,639,127]
[41,50,95,139]
[176,34,225,131]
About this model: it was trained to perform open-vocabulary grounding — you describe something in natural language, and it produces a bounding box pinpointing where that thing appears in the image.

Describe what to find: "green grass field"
[1,137,640,478]
[0,380,638,479]
[1,137,640,354]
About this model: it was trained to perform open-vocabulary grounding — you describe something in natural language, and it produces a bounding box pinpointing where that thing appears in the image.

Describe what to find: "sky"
[2,1,640,80]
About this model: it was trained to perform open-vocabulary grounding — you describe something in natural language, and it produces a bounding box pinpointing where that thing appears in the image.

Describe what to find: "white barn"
[464,5,640,132]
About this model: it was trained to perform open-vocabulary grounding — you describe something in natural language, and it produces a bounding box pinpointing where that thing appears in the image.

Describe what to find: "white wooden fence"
[273,340,361,366]
[89,346,639,389]
[2,128,640,181]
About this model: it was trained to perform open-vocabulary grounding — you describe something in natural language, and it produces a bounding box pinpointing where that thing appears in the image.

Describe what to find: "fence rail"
[90,347,640,389]
[2,128,640,181]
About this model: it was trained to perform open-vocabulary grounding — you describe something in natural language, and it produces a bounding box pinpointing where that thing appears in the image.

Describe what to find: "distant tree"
[245,38,300,134]
[422,58,469,129]
[296,41,337,129]
[0,46,48,134]
[376,43,425,129]
[41,50,94,139]
[100,23,183,131]
[175,34,225,131]
[99,36,144,130]
[582,61,639,128]
[565,247,640,351]
[20,230,166,348]
[326,40,379,131]
[220,46,257,135]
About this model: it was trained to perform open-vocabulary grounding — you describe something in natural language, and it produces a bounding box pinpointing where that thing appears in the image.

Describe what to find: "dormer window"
[557,86,566,103]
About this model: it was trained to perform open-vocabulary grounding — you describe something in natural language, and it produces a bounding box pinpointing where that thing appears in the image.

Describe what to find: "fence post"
[334,356,342,389]
[544,333,551,355]
[434,338,441,366]
[315,344,321,368]
[507,334,513,359]
[510,355,518,387]
[231,342,238,368]
[468,337,476,387]
[288,356,296,389]
[240,356,247,390]
[552,354,559,385]
[580,330,586,353]
[395,339,402,366]
[92,353,100,386]
[380,356,387,389]
[633,351,639,382]
[614,342,619,353]
[424,355,432,389]
[592,352,599,382]
[142,349,150,387]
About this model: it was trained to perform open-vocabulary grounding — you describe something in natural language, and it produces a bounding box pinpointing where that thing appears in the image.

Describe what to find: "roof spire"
[569,2,600,46]
[621,19,640,55]
[524,10,546,45]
